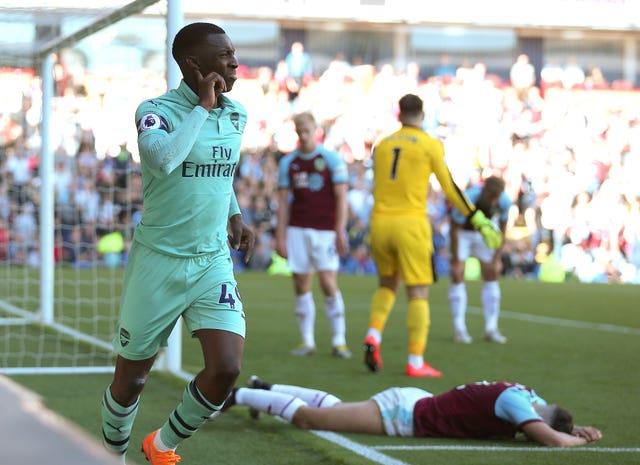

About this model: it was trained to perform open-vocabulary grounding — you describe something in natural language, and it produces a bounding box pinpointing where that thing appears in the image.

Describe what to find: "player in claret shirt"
[275,111,351,359]
[224,377,602,447]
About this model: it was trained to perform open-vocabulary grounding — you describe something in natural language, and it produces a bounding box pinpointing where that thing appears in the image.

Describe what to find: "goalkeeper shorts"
[369,215,435,286]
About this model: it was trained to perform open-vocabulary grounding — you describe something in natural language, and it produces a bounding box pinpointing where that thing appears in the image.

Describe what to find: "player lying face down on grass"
[222,378,602,447]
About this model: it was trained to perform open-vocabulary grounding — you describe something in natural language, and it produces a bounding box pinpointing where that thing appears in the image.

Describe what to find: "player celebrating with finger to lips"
[100,22,255,465]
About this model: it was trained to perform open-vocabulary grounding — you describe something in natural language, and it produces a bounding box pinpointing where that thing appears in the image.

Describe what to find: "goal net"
[0,0,174,375]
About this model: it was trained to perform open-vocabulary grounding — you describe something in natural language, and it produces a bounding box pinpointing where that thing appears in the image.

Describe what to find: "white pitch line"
[468,306,640,335]
[375,445,640,453]
[311,431,410,465]
[312,308,640,464]
[189,306,638,465]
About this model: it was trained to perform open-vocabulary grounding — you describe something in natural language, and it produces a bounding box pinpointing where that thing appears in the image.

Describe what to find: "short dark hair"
[171,22,226,62]
[551,406,574,434]
[483,176,506,197]
[398,94,424,116]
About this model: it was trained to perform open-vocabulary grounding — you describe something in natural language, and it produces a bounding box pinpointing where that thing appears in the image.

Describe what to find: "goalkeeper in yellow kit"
[363,93,501,377]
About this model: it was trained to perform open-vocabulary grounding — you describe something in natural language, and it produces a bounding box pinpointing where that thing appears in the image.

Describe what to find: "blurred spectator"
[9,200,37,264]
[250,194,274,232]
[5,139,32,205]
[256,66,275,95]
[540,59,564,90]
[584,66,609,90]
[346,216,369,252]
[398,61,421,94]
[246,222,275,271]
[509,54,536,100]
[284,41,313,102]
[2,51,639,285]
[428,184,450,277]
[346,170,373,226]
[502,238,537,278]
[54,158,73,204]
[562,57,586,90]
[76,128,98,182]
[341,243,376,275]
[513,172,540,247]
[0,113,23,147]
[319,52,352,87]
[274,60,291,93]
[621,198,640,283]
[434,53,456,81]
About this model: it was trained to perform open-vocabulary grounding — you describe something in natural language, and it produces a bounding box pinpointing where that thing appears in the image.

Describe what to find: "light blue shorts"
[371,387,433,437]
[113,241,245,360]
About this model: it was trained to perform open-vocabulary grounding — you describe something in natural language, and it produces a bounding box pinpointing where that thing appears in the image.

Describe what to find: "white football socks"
[324,290,346,346]
[482,281,501,333]
[236,388,307,422]
[271,384,341,408]
[295,291,316,347]
[448,282,468,333]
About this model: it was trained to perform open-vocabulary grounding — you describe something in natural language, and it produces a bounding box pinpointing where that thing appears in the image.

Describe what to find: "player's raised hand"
[470,210,503,249]
[191,64,227,111]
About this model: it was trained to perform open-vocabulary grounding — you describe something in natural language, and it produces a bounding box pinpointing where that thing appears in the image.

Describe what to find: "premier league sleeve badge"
[137,113,169,135]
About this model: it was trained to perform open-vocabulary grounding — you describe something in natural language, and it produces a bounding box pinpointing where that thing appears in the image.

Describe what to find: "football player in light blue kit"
[99,23,255,465]
[449,176,512,344]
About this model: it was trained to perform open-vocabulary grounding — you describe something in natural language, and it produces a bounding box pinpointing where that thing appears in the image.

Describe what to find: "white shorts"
[455,229,495,263]
[371,387,433,437]
[286,226,339,274]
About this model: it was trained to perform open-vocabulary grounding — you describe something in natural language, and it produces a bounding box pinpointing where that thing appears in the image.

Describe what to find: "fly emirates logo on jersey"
[181,145,237,178]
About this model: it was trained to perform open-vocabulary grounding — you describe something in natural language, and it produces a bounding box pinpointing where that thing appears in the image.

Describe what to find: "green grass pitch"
[11,272,640,465]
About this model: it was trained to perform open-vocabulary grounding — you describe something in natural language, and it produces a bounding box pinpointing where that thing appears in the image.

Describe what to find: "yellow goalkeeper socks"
[367,287,396,334]
[407,297,430,356]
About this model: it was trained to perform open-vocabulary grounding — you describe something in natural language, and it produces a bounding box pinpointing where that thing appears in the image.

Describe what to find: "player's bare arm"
[521,421,600,447]
[449,221,467,283]
[275,187,290,258]
[333,182,349,257]
[449,221,461,259]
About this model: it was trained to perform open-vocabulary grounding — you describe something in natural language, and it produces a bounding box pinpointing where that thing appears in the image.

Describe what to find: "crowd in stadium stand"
[1,53,640,284]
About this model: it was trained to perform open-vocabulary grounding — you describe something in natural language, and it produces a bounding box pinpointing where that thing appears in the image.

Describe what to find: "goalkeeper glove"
[469,210,503,249]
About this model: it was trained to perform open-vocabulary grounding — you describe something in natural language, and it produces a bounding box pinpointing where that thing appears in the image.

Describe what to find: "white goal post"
[0,0,189,376]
